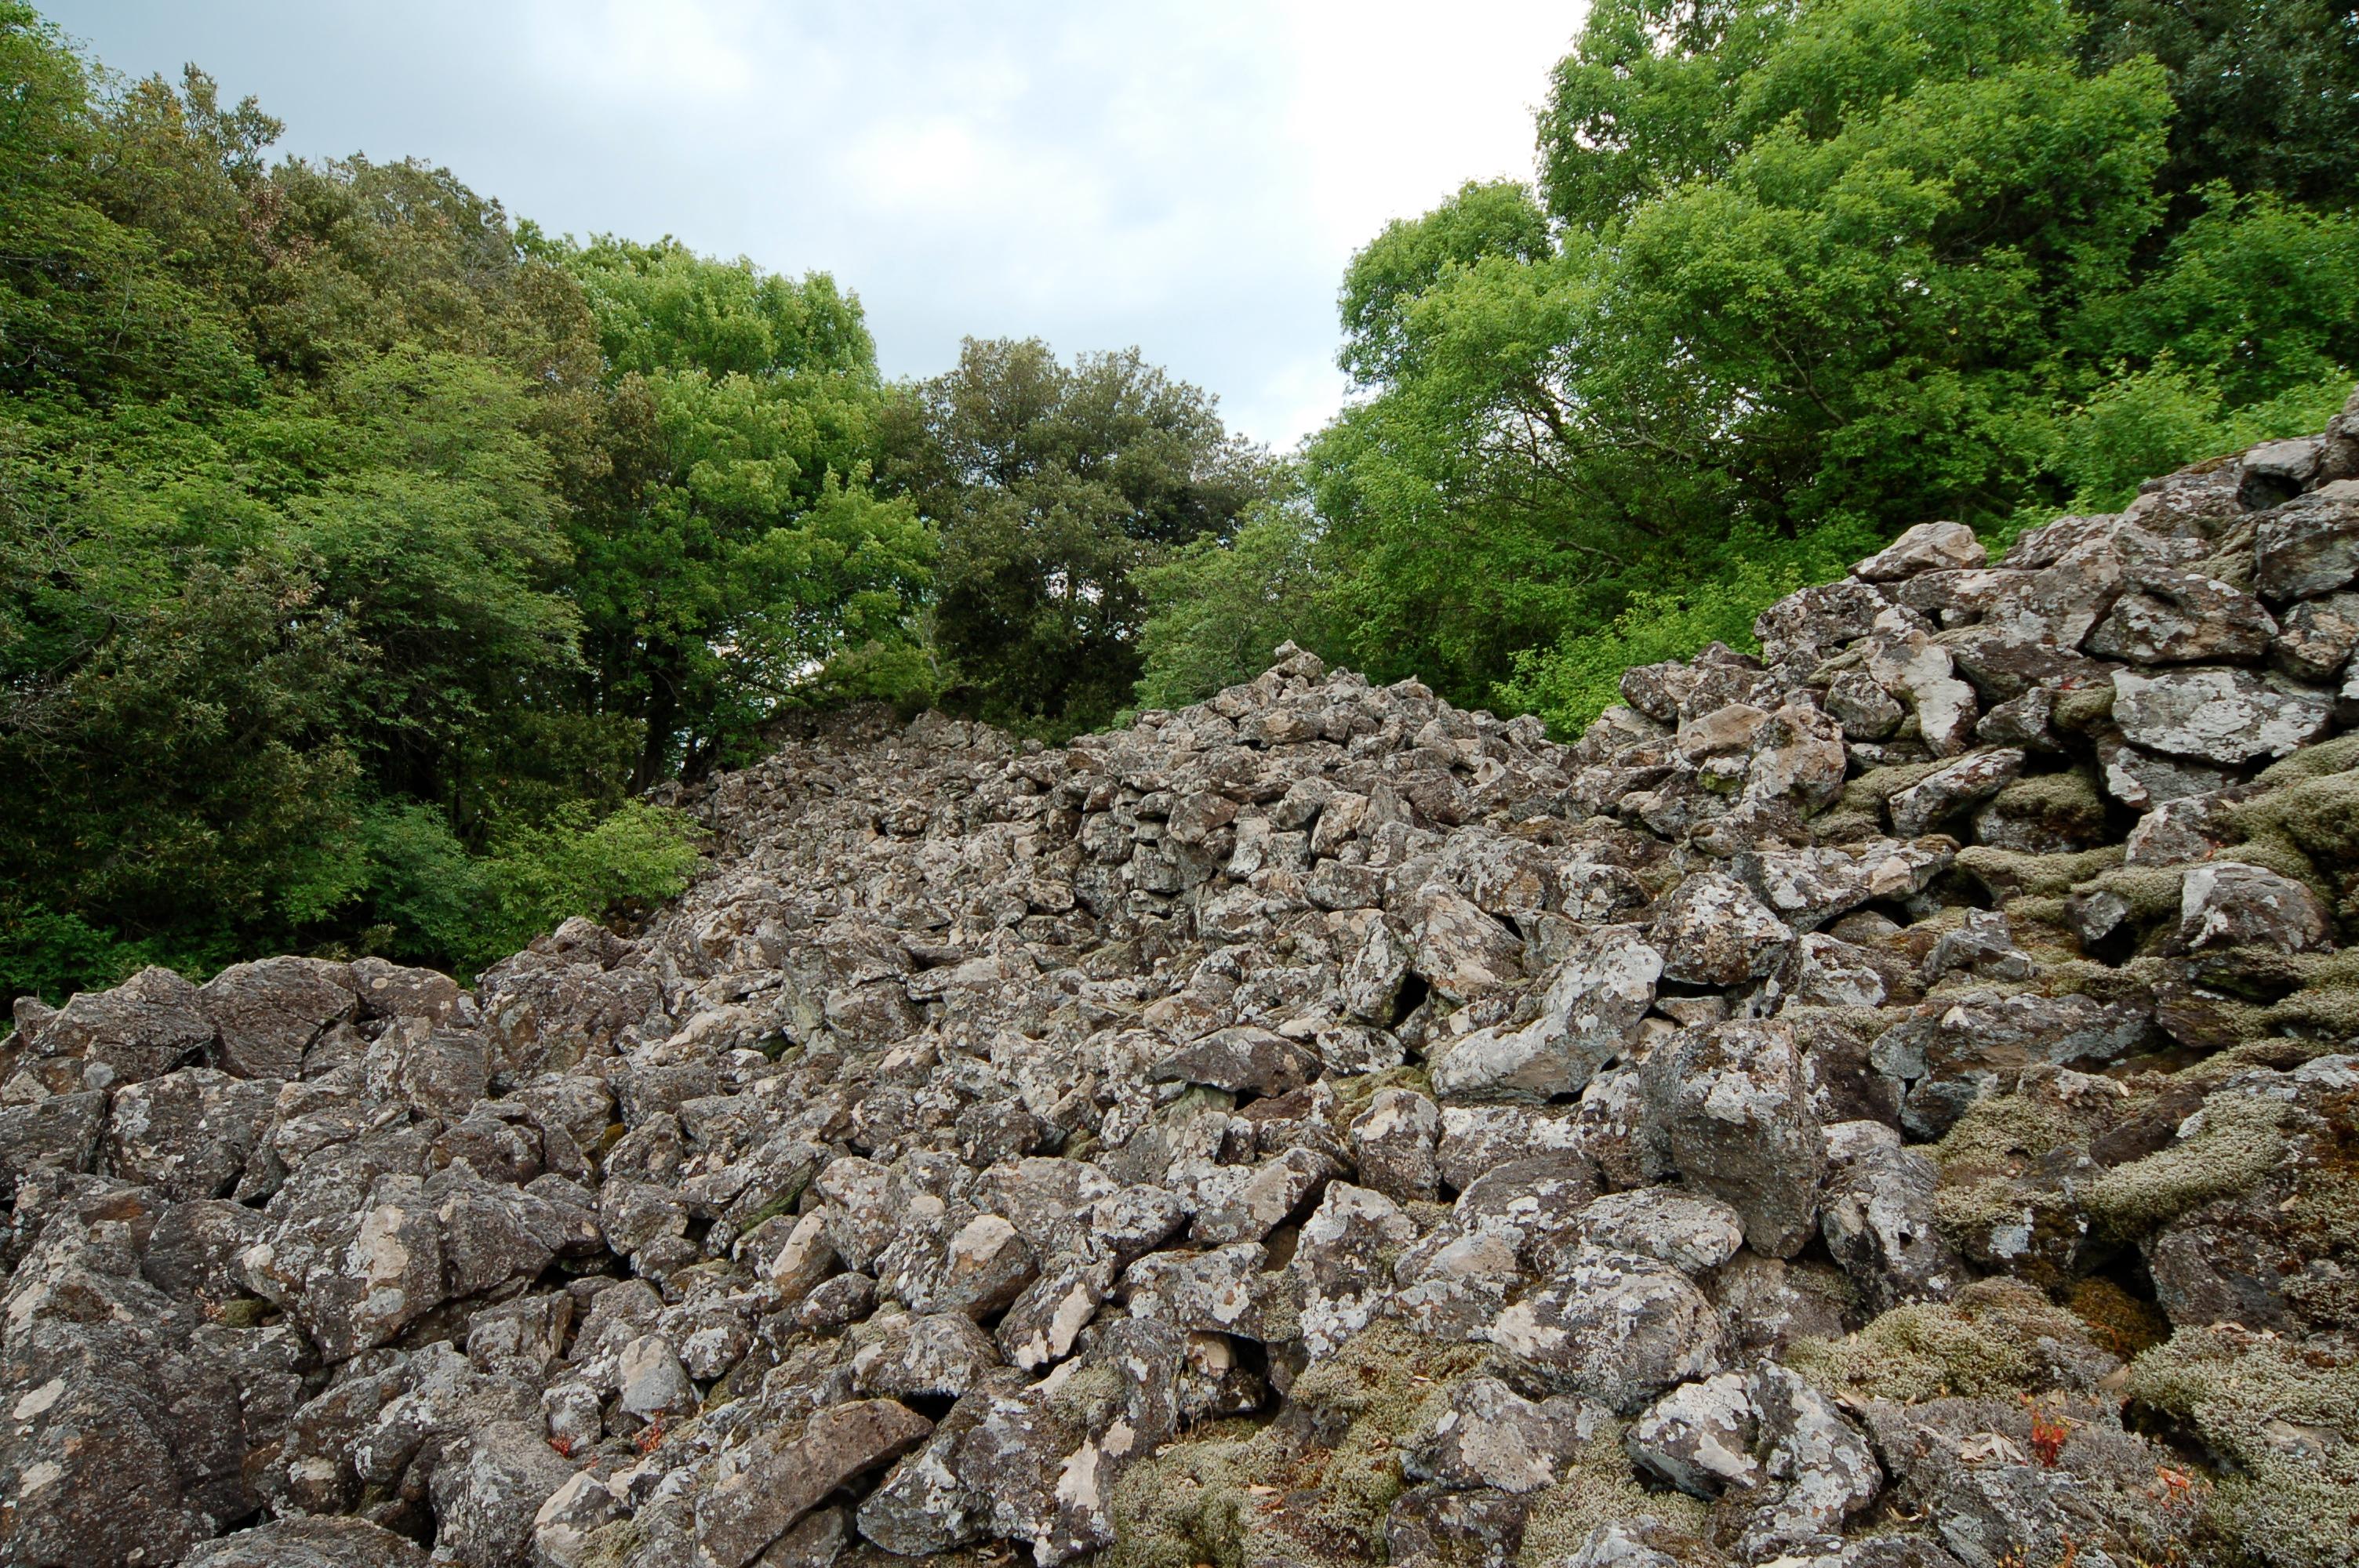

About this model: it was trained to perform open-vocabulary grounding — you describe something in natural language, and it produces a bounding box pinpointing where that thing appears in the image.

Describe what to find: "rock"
[1647,1020,1823,1258]
[1652,873,1790,986]
[1483,1248,1726,1412]
[1411,880,1526,1001]
[2270,590,2359,681]
[2176,860,2332,953]
[1402,1375,1605,1493]
[183,1518,433,1567]
[1563,1188,1745,1275]
[2084,566,2276,664]
[2252,481,2359,601]
[1430,924,1661,1102]
[1348,1087,1441,1203]
[1889,749,2025,836]
[20,964,214,1087]
[198,956,355,1080]
[693,1399,932,1568]
[1149,1026,1320,1098]
[1294,1181,1418,1357]
[1819,1120,1961,1311]
[427,1417,575,1567]
[1627,1370,1759,1495]
[1871,991,2154,1138]
[2111,666,2334,764]
[1855,522,1988,581]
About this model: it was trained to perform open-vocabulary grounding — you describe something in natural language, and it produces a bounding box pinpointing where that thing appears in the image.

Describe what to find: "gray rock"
[1855,522,1988,581]
[1819,1120,1961,1311]
[1402,1375,1606,1494]
[2177,860,2332,953]
[1483,1247,1726,1412]
[1430,924,1661,1102]
[1652,873,1790,986]
[1889,749,2026,837]
[1647,1020,1823,1258]
[2111,666,2334,764]
[2253,480,2359,601]
[693,1399,932,1568]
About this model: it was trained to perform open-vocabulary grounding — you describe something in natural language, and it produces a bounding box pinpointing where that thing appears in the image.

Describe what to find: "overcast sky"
[46,2,1582,448]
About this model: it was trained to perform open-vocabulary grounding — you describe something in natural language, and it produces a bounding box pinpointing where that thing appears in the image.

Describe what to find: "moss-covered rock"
[1786,1278,2119,1403]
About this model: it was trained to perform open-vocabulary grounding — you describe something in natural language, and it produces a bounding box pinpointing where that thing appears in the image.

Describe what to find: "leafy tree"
[556,237,932,786]
[2072,0,2359,211]
[885,337,1270,735]
[1290,0,2359,726]
[1132,485,1332,711]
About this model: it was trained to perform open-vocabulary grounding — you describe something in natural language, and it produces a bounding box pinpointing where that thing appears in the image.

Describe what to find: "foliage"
[885,338,1271,735]
[1132,488,1332,711]
[0,9,873,998]
[1497,521,1877,734]
[554,237,932,785]
[1264,0,2359,724]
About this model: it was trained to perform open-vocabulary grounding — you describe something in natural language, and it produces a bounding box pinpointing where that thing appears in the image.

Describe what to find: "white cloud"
[49,0,1584,446]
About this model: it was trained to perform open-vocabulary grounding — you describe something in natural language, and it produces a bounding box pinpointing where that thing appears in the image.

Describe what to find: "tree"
[556,238,931,786]
[1296,0,2359,724]
[884,337,1270,735]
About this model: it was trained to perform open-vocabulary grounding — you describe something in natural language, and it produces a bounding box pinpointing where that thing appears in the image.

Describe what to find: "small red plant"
[634,1420,667,1455]
[547,1436,576,1458]
[2024,1395,2069,1468]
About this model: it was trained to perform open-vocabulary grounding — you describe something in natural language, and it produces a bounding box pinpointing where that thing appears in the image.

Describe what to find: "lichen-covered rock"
[1484,1248,1727,1413]
[1647,1020,1823,1258]
[2111,666,2335,764]
[1652,873,1790,987]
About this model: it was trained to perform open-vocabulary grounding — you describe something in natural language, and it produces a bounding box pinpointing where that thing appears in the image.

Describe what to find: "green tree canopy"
[884,337,1270,734]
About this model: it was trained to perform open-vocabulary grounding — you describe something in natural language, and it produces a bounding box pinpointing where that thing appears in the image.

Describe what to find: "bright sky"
[45,2,1583,449]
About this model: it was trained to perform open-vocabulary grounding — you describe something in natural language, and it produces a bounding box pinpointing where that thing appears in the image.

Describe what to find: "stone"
[1627,1370,1759,1495]
[1410,880,1526,1001]
[1646,1020,1823,1258]
[693,1399,932,1568]
[20,964,214,1087]
[1819,1120,1961,1311]
[2177,860,2332,953]
[1402,1375,1604,1494]
[198,956,355,1080]
[1888,749,2026,836]
[1483,1248,1726,1413]
[1855,521,1988,581]
[1293,1181,1418,1357]
[2252,481,2359,601]
[1563,1188,1745,1275]
[2270,590,2359,681]
[1149,1026,1321,1098]
[1347,1087,1441,1203]
[1429,924,1660,1102]
[1652,872,1790,986]
[183,1518,433,1567]
[2111,666,2334,764]
[2084,566,2275,664]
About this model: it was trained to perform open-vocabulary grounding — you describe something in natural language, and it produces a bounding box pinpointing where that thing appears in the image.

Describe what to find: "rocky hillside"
[6,406,2359,1568]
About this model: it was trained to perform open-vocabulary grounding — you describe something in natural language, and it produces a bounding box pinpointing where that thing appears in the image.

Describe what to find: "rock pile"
[5,403,2359,1568]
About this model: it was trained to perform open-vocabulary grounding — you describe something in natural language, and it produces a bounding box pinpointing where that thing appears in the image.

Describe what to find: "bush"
[2055,358,2356,510]
[1494,521,1876,735]
[1133,499,1332,713]
[358,798,705,977]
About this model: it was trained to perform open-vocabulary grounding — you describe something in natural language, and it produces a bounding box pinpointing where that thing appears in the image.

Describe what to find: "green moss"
[1512,1438,1710,1566]
[1103,1428,1257,1568]
[2251,731,2359,789]
[1787,1279,2110,1403]
[2085,1093,2290,1242]
[2129,1326,2359,1568]
[2076,863,2189,926]
[1987,768,2106,828]
[1957,844,2124,902]
[2052,683,2116,733]
[1106,1322,1496,1568]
